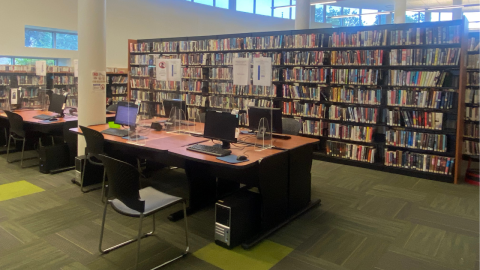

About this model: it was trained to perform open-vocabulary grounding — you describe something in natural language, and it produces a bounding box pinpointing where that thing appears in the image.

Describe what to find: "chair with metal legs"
[78,126,107,200]
[5,111,46,168]
[98,155,189,270]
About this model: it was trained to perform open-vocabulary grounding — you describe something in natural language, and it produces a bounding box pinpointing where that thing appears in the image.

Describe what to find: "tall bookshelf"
[464,31,479,165]
[46,66,77,108]
[107,67,128,104]
[0,65,46,109]
[127,19,470,184]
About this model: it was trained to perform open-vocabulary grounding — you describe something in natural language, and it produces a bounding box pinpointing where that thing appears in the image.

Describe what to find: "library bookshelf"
[464,30,479,164]
[107,67,128,104]
[0,65,46,109]
[46,66,77,108]
[127,18,472,184]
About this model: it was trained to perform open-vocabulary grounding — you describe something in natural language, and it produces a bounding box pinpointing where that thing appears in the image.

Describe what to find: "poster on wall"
[11,88,18,105]
[92,71,106,93]
[167,59,181,81]
[155,58,168,81]
[74,59,79,77]
[233,58,250,86]
[253,57,272,87]
[35,61,46,76]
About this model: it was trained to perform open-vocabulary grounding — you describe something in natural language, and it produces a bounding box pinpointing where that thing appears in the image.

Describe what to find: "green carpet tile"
[0,152,478,270]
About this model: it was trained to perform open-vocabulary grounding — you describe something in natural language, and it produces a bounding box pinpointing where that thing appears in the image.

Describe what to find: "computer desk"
[71,121,319,249]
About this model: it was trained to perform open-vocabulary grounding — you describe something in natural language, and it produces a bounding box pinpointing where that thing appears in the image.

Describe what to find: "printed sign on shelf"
[253,57,272,87]
[73,59,79,77]
[36,61,46,76]
[155,58,168,81]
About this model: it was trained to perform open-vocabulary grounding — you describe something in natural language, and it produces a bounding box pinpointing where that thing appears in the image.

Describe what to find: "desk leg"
[168,160,216,222]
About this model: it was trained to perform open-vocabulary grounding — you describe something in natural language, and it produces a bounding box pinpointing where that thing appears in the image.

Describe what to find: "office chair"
[5,111,51,168]
[281,118,301,136]
[98,155,189,270]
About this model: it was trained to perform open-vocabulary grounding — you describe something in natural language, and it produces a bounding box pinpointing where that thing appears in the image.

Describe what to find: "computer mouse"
[48,118,58,121]
[237,155,247,161]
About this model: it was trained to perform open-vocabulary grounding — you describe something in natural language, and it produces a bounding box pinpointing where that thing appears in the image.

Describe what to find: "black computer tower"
[38,144,72,174]
[215,190,261,249]
[74,155,104,187]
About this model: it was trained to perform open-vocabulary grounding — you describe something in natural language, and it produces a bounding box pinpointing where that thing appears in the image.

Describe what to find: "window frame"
[25,27,78,51]
[0,56,57,66]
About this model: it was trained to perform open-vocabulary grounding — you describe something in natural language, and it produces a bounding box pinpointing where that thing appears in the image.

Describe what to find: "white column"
[394,0,406,24]
[77,0,107,155]
[425,11,432,22]
[452,0,463,20]
[295,0,310,30]
[386,13,393,24]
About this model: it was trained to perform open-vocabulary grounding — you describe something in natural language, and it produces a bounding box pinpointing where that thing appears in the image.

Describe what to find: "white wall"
[0,0,296,67]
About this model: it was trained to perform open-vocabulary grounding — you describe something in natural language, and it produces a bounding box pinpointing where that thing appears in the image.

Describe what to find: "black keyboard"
[33,114,55,120]
[272,134,291,140]
[101,128,129,137]
[186,144,232,157]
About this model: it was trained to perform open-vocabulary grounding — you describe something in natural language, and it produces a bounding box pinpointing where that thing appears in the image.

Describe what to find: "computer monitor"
[248,107,283,134]
[114,102,138,129]
[163,99,187,120]
[204,110,238,149]
[49,92,68,117]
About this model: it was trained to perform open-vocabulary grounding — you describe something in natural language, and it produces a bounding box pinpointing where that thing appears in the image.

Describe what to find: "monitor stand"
[127,125,141,139]
[256,127,272,140]
[214,141,231,149]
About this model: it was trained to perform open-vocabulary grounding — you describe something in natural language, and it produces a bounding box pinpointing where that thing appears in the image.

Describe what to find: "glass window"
[14,58,55,66]
[406,11,419,23]
[55,33,78,50]
[25,29,53,49]
[465,12,480,28]
[237,0,254,13]
[342,7,360,26]
[362,9,379,26]
[315,4,324,22]
[194,0,213,5]
[431,12,440,21]
[0,57,12,65]
[215,0,229,8]
[418,12,425,22]
[440,12,452,21]
[291,6,296,19]
[274,0,291,19]
[256,0,272,16]
[326,5,342,26]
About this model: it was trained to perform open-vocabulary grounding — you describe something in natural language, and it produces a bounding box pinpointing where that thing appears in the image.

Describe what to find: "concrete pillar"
[229,0,236,11]
[452,0,462,20]
[425,11,432,22]
[77,0,107,154]
[394,0,406,23]
[386,13,393,24]
[295,0,310,29]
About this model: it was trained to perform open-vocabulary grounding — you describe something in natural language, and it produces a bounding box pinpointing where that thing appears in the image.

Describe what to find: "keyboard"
[33,114,55,120]
[272,134,291,140]
[186,144,232,157]
[174,120,195,126]
[101,128,129,137]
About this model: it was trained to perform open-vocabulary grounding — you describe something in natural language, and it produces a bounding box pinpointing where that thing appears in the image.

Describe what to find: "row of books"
[389,26,461,45]
[330,69,379,85]
[387,70,448,87]
[468,37,479,51]
[387,110,443,130]
[326,140,376,163]
[53,76,74,85]
[466,107,479,121]
[464,122,479,139]
[112,96,127,104]
[465,88,479,104]
[330,50,383,66]
[182,67,203,79]
[329,88,382,105]
[467,54,479,69]
[130,78,150,89]
[209,68,232,80]
[153,41,178,53]
[47,66,74,73]
[21,88,39,98]
[184,94,207,107]
[386,90,455,109]
[467,72,478,86]
[153,80,180,91]
[180,52,280,66]
[0,65,36,72]
[282,85,322,100]
[208,96,273,110]
[384,150,454,175]
[328,123,375,143]
[299,119,325,136]
[464,141,479,156]
[130,67,149,77]
[17,76,45,86]
[386,130,447,152]
[183,80,208,92]
[66,98,77,108]
[283,34,327,49]
[282,51,326,66]
[389,48,460,66]
[131,90,150,101]
[209,83,276,97]
[0,76,10,85]
[330,30,387,48]
[111,76,128,84]
[283,102,325,118]
[279,68,327,83]
[329,105,378,124]
[130,43,149,53]
[111,86,127,95]
[130,55,150,65]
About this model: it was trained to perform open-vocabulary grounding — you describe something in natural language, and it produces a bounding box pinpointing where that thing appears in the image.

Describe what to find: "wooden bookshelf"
[107,68,129,104]
[127,19,471,183]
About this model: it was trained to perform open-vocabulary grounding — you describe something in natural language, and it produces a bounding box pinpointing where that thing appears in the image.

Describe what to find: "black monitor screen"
[49,93,67,115]
[115,102,138,126]
[248,107,282,133]
[163,99,186,119]
[204,110,238,143]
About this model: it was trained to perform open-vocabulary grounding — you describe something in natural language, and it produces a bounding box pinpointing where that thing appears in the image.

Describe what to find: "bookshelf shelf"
[322,136,380,146]
[385,106,457,113]
[387,126,457,135]
[463,136,479,141]
[386,145,455,157]
[467,51,480,54]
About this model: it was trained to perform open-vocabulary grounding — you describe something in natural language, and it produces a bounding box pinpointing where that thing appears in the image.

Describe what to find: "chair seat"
[110,187,183,217]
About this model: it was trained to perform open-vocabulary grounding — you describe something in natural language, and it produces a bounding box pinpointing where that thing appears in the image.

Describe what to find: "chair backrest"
[100,154,145,213]
[5,111,25,138]
[281,118,301,136]
[79,126,105,157]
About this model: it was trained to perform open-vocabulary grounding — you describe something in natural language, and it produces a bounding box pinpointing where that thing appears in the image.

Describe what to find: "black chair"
[282,118,301,135]
[98,155,189,270]
[5,111,49,168]
[79,125,107,200]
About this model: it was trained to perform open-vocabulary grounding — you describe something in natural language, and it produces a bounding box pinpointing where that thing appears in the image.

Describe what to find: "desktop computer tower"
[74,155,104,187]
[214,190,261,249]
[38,144,71,174]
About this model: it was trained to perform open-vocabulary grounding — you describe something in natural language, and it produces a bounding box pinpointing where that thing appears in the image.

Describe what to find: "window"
[216,0,229,8]
[194,0,213,5]
[406,11,419,23]
[0,57,12,65]
[274,0,291,19]
[440,12,452,21]
[291,0,296,19]
[14,58,56,66]
[315,4,324,22]
[326,5,342,26]
[431,12,440,21]
[256,0,272,16]
[465,12,480,29]
[237,0,254,13]
[25,26,78,51]
[343,7,360,26]
[362,9,379,26]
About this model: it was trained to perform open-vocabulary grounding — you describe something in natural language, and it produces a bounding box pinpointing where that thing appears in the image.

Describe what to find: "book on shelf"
[280,68,327,83]
[465,88,479,104]
[326,140,376,163]
[282,85,322,100]
[465,107,480,121]
[328,123,375,143]
[208,96,273,110]
[47,66,74,73]
[130,78,150,89]
[111,76,128,84]
[182,80,207,92]
[53,76,74,85]
[387,109,443,130]
[389,48,460,66]
[330,69,379,85]
[464,122,479,139]
[283,33,327,49]
[130,55,150,65]
[153,41,179,53]
[463,140,479,156]
[467,72,479,86]
[384,149,454,175]
[111,86,127,95]
[0,76,11,85]
[130,42,150,53]
[386,129,447,152]
[245,35,283,50]
[467,54,479,69]
[387,70,451,87]
[329,105,378,124]
[153,80,181,91]
[330,30,387,47]
[209,68,232,80]
[209,82,276,97]
[182,67,204,79]
[386,90,455,109]
[283,101,325,118]
[17,75,45,86]
[331,50,383,66]
[299,119,325,136]
[282,51,326,66]
[130,67,150,77]
[329,87,381,105]
[468,36,480,52]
